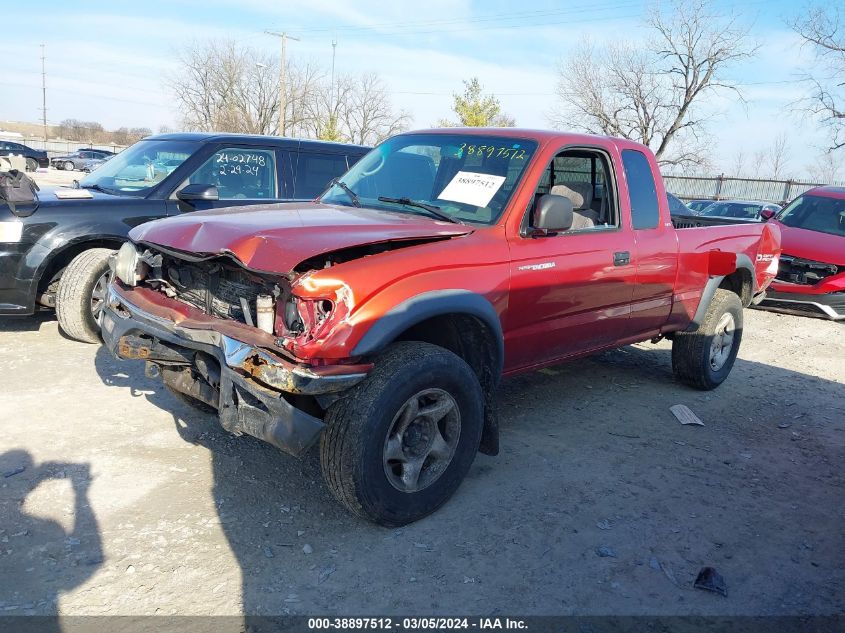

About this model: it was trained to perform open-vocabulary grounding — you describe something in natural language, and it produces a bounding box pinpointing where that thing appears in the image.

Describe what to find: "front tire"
[56,248,114,343]
[320,342,484,526]
[672,289,743,390]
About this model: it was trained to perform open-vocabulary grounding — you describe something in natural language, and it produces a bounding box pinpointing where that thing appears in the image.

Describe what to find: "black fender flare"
[686,254,756,331]
[352,289,505,377]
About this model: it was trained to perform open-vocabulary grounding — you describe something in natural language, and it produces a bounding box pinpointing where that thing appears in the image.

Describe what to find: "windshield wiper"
[329,178,361,207]
[377,196,463,224]
[80,183,117,195]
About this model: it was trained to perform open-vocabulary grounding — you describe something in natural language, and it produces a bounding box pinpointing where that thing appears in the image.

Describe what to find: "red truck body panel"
[125,128,781,374]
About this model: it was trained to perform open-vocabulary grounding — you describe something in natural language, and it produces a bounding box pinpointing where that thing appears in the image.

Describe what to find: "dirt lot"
[0,308,843,617]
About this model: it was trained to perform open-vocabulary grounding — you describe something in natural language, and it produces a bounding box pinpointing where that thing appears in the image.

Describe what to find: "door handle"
[613,251,630,266]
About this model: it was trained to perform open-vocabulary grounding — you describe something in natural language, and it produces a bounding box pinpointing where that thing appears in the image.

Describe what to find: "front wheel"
[672,289,743,390]
[320,342,484,526]
[56,248,114,343]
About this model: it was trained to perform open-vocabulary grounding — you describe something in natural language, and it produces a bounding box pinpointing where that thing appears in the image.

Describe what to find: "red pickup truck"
[102,129,781,525]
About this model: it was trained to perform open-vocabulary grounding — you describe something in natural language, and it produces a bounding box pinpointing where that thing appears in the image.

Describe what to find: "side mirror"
[176,184,219,202]
[532,194,573,235]
[759,208,776,221]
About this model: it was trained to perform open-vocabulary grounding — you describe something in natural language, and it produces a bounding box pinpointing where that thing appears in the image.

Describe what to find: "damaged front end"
[102,242,369,456]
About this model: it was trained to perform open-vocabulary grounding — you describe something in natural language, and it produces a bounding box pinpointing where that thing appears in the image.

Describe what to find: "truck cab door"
[620,149,680,335]
[504,149,636,371]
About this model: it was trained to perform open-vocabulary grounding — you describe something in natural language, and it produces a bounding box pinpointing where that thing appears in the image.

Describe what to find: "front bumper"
[102,285,369,455]
[759,288,845,320]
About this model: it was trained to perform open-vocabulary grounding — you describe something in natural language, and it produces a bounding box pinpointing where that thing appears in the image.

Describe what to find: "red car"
[102,128,780,524]
[759,186,845,320]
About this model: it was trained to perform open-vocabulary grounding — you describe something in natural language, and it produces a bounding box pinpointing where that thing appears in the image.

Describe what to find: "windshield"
[78,139,200,196]
[319,133,538,224]
[701,202,763,219]
[777,194,845,237]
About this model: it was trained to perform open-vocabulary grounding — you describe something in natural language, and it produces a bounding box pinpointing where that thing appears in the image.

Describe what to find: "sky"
[0,0,838,178]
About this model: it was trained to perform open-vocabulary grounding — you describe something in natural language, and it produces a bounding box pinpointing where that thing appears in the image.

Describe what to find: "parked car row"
[51,148,116,172]
[0,141,49,171]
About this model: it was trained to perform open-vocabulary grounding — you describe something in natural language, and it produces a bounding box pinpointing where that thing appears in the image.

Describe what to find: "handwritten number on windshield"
[458,144,526,160]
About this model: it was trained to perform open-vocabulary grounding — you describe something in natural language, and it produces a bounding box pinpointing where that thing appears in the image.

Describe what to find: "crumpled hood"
[129,202,472,273]
[774,221,845,266]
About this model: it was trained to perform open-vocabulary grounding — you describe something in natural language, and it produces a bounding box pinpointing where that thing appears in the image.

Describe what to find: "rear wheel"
[65,161,75,171]
[672,289,743,390]
[25,158,38,172]
[320,342,484,526]
[56,248,114,343]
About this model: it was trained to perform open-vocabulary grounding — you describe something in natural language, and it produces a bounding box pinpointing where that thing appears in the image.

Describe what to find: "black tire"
[25,158,38,172]
[56,248,114,343]
[65,161,75,171]
[672,289,743,390]
[320,342,484,526]
[55,161,63,170]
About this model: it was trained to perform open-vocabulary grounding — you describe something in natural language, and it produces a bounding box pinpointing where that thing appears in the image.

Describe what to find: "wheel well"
[394,313,498,388]
[36,239,123,303]
[719,269,753,307]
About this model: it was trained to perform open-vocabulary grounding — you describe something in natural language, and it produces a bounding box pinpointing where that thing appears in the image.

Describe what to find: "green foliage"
[317,114,344,142]
[440,77,515,127]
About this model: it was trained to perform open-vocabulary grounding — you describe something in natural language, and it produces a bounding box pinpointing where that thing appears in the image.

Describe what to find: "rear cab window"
[621,149,660,230]
[294,152,349,199]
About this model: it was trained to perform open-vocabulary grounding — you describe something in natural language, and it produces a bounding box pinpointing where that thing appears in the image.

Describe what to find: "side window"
[294,152,348,199]
[187,147,277,200]
[529,150,617,231]
[621,149,659,230]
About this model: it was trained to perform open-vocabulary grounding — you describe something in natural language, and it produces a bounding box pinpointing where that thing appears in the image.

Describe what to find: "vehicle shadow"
[0,312,56,333]
[91,343,845,617]
[0,450,102,629]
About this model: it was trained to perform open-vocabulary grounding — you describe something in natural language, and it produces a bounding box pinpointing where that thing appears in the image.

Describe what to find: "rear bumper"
[102,285,369,455]
[759,289,845,320]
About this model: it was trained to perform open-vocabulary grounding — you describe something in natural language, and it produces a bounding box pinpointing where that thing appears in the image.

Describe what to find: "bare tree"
[168,40,407,144]
[791,5,845,151]
[168,40,282,134]
[765,133,790,180]
[751,148,768,178]
[551,0,756,167]
[806,150,845,183]
[731,150,748,177]
[340,73,411,145]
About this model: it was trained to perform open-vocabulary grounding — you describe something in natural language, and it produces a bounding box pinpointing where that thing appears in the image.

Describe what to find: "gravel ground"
[0,308,842,617]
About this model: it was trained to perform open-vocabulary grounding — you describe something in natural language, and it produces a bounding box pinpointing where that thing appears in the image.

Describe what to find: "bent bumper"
[102,285,368,455]
[759,289,845,320]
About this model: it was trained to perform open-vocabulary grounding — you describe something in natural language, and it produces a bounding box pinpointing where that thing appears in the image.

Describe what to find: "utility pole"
[40,44,48,142]
[331,39,337,110]
[265,31,300,136]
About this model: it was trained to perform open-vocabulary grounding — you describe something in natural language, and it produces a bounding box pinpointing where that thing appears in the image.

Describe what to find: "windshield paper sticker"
[437,171,506,208]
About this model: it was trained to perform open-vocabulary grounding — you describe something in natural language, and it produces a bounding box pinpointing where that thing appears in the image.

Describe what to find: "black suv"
[0,133,369,342]
[0,141,49,171]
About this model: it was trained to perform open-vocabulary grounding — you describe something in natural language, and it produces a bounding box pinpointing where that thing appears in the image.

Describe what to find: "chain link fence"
[665,174,845,205]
